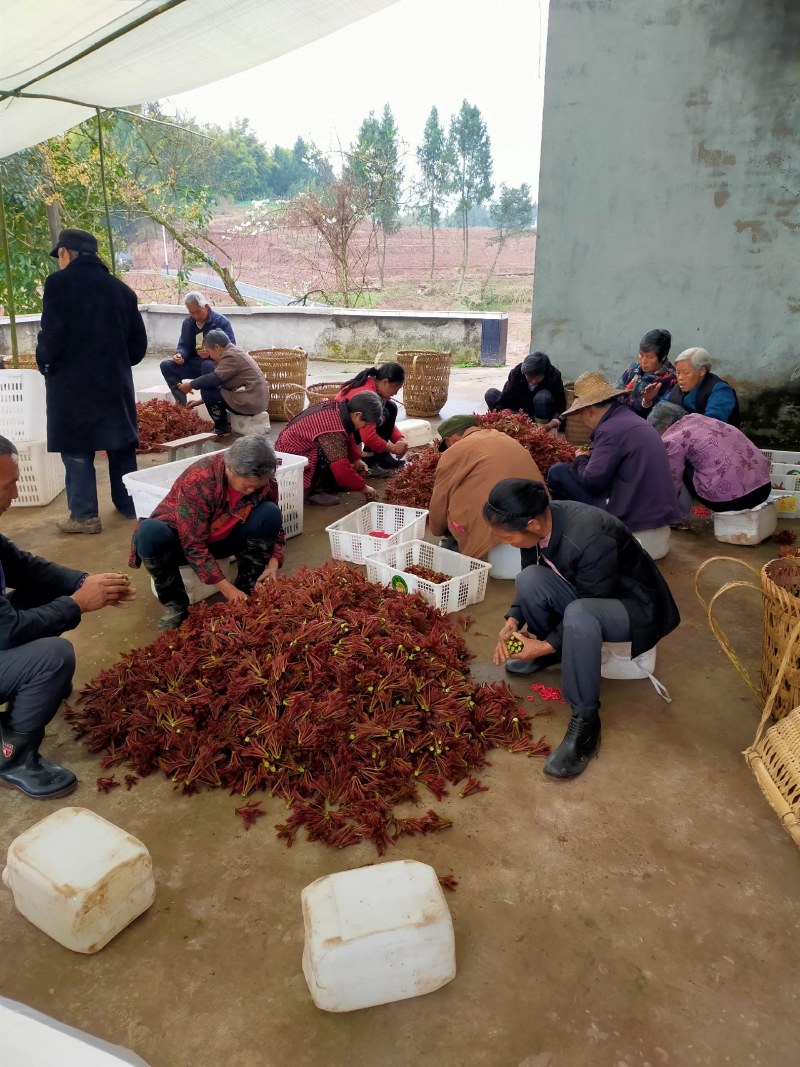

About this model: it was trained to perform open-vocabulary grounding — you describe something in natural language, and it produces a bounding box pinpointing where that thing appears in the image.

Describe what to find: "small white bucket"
[601,642,671,701]
[633,527,670,560]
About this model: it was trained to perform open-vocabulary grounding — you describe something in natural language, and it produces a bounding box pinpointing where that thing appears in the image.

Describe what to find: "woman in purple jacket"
[546,372,682,532]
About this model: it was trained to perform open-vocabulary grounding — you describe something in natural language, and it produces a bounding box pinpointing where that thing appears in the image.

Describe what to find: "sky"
[165,0,549,193]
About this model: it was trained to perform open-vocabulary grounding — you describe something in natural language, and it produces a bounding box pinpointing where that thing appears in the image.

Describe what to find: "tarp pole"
[0,171,20,368]
[96,108,116,275]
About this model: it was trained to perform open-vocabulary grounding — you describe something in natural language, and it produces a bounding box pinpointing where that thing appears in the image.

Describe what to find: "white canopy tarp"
[0,0,397,157]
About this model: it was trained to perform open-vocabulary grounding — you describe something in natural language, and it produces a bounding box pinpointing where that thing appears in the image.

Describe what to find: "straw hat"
[562,371,626,416]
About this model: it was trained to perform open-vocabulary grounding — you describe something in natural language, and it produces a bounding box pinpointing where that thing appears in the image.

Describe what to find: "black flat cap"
[49,228,99,258]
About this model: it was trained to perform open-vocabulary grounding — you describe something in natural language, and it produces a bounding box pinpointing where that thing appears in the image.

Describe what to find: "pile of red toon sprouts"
[136,399,210,454]
[385,413,577,510]
[67,562,549,853]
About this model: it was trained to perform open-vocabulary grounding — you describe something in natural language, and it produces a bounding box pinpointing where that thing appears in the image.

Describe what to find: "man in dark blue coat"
[159,291,236,405]
[0,436,135,798]
[36,229,148,534]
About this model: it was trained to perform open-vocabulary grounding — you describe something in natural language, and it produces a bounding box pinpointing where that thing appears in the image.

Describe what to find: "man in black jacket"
[0,437,135,799]
[484,479,680,779]
[484,351,566,424]
[36,228,148,534]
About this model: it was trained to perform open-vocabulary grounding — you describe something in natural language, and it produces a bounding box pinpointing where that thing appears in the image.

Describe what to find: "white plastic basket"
[12,441,65,507]
[365,539,491,614]
[326,503,428,565]
[0,369,46,441]
[121,450,308,538]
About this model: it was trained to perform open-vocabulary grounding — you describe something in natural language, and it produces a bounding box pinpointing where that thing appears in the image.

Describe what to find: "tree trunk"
[458,205,469,292]
[157,215,247,306]
[44,201,61,245]
[481,238,504,301]
[429,219,436,282]
[377,226,386,289]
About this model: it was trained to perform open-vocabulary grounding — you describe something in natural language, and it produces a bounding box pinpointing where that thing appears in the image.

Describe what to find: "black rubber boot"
[0,726,77,799]
[207,402,231,435]
[141,555,190,630]
[544,713,601,779]
[505,652,561,676]
[234,538,273,595]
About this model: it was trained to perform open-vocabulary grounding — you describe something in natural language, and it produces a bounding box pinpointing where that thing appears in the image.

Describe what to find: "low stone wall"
[0,306,508,367]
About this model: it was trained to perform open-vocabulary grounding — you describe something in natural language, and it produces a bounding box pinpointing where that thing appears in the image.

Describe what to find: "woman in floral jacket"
[616,329,676,418]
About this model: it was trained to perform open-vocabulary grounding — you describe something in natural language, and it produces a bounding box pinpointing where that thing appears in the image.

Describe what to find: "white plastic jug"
[302,859,456,1012]
[2,807,155,953]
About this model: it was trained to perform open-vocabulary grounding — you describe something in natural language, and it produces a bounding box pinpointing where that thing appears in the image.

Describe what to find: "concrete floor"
[1,357,798,1067]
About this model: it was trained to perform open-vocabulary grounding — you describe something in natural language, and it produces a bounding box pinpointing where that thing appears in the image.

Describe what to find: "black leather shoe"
[544,713,601,778]
[0,728,77,799]
[505,652,561,676]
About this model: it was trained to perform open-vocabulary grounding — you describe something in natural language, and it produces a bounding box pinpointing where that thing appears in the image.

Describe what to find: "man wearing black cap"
[36,229,148,534]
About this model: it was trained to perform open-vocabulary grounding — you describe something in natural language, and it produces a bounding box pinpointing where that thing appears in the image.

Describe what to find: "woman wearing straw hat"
[546,371,682,532]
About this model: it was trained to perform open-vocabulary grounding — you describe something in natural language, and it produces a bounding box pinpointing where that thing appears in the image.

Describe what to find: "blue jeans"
[62,448,137,520]
[512,566,631,719]
[134,500,283,564]
[159,356,216,404]
[546,461,602,507]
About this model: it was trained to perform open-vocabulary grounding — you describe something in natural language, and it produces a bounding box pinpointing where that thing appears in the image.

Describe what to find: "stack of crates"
[0,370,65,506]
[764,448,800,519]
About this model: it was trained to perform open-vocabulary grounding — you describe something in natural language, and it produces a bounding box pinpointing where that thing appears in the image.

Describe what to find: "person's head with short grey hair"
[647,402,686,434]
[675,347,712,371]
[345,391,383,425]
[184,291,208,310]
[0,435,18,458]
[225,435,277,481]
[204,329,231,352]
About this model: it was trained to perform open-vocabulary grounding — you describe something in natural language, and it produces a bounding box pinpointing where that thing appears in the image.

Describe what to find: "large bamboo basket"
[396,351,451,418]
[1,354,38,370]
[306,381,347,406]
[697,555,800,850]
[249,348,307,421]
[562,382,592,448]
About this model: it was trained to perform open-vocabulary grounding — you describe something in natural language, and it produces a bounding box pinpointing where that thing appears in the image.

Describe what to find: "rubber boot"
[544,713,601,779]
[207,401,231,435]
[141,555,190,630]
[233,538,274,595]
[505,651,561,676]
[0,726,77,799]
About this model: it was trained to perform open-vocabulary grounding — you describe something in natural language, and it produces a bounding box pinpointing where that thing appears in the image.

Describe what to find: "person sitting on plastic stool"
[177,329,269,436]
[130,436,285,631]
[0,435,136,799]
[484,478,680,780]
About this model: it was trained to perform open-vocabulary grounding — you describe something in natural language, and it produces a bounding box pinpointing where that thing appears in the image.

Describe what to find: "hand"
[493,617,522,665]
[641,382,660,406]
[354,459,370,476]
[392,440,409,457]
[546,418,560,431]
[256,560,279,585]
[217,579,248,602]
[177,382,193,395]
[172,353,185,365]
[71,573,137,613]
[494,631,554,666]
[362,485,378,502]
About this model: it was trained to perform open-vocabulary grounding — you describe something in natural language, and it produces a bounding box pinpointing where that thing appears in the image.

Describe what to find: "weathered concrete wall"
[1,306,504,366]
[533,0,799,440]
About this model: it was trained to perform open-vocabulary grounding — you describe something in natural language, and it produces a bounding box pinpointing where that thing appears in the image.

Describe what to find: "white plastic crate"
[0,369,46,441]
[122,450,308,538]
[365,539,491,614]
[763,448,800,467]
[326,503,428,565]
[769,470,800,493]
[713,500,778,544]
[12,441,65,507]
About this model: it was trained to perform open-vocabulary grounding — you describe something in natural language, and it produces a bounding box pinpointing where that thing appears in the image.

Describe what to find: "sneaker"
[57,516,102,535]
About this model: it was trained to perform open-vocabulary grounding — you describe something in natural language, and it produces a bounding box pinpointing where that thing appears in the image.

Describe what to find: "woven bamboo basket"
[248,348,307,421]
[306,381,347,406]
[396,351,451,418]
[563,382,592,448]
[696,555,800,721]
[1,354,38,370]
[697,555,800,847]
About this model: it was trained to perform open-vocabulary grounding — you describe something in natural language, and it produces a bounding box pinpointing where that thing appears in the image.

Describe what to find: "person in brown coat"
[429,415,542,558]
[178,329,269,434]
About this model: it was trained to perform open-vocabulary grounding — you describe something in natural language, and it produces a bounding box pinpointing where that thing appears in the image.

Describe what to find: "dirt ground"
[1,361,798,1067]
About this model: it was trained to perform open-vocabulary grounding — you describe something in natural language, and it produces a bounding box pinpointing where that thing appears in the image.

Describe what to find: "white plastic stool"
[150,557,237,605]
[396,418,433,448]
[601,642,671,701]
[230,410,271,436]
[633,526,670,560]
[302,860,456,1012]
[487,542,520,579]
[135,384,173,404]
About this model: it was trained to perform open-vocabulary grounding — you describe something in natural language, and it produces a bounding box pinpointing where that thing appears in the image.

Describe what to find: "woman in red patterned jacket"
[274,392,383,506]
[130,436,284,631]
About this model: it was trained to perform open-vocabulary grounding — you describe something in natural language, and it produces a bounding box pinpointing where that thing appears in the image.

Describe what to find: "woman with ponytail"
[336,363,408,471]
